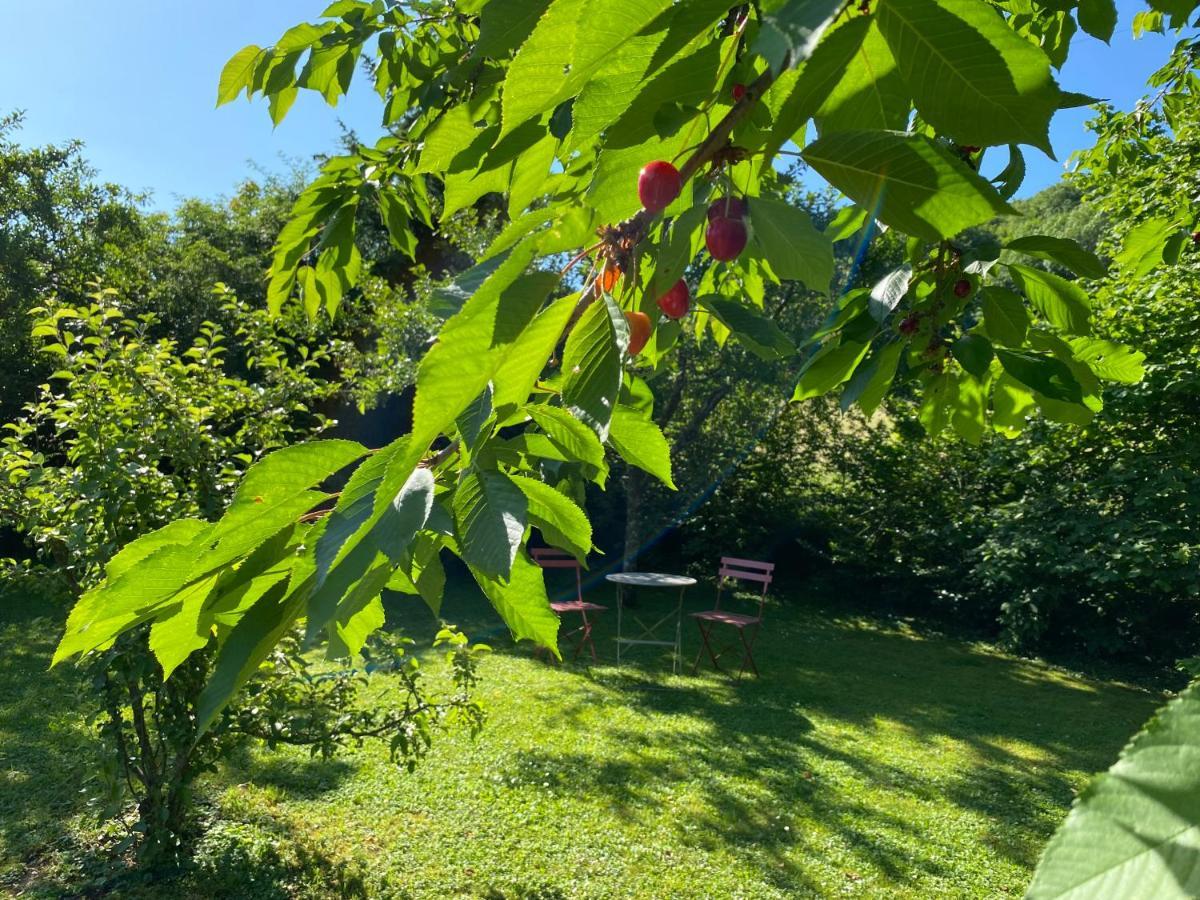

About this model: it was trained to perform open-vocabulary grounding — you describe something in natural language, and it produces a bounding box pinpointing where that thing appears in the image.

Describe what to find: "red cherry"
[707,196,747,222]
[656,280,690,319]
[732,83,747,102]
[625,311,653,356]
[705,215,748,262]
[953,278,972,298]
[637,161,682,213]
[1192,231,1200,245]
[960,145,981,154]
[899,315,919,336]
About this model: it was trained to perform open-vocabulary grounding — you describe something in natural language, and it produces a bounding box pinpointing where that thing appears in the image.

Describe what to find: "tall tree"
[0,113,147,418]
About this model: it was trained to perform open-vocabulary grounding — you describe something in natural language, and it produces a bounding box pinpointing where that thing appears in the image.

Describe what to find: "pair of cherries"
[605,279,687,357]
[614,161,753,355]
[637,161,748,262]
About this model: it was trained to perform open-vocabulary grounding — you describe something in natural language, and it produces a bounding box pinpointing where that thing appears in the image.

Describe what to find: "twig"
[424,440,460,468]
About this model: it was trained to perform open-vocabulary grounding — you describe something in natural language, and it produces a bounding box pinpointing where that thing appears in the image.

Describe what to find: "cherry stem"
[298,496,339,524]
[559,242,602,277]
[581,259,600,295]
[670,142,705,164]
[424,440,460,469]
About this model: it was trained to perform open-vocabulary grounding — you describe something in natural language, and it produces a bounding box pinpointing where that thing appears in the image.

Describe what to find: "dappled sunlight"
[0,575,1164,896]
[0,612,101,884]
[170,577,1159,897]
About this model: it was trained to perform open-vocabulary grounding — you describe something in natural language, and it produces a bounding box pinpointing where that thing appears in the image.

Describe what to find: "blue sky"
[0,0,1178,209]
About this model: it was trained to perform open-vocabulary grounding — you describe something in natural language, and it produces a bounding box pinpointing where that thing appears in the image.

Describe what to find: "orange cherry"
[625,311,652,356]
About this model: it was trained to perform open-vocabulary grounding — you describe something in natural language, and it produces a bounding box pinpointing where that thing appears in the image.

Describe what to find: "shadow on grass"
[1,566,1161,897]
[220,749,356,800]
[392,568,1158,894]
[502,679,923,895]
[0,585,102,895]
[0,584,370,899]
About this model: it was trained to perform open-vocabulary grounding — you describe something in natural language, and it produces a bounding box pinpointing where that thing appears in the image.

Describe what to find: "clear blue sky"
[0,0,1179,209]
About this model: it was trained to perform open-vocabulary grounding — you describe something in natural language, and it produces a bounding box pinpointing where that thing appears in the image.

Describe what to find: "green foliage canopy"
[51,0,1199,743]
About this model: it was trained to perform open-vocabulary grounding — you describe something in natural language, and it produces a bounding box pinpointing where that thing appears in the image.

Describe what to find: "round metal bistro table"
[605,572,697,673]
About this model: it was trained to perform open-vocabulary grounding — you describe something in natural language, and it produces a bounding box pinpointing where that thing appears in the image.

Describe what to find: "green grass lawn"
[0,571,1161,898]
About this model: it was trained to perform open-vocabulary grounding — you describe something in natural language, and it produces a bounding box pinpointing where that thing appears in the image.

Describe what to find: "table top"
[605,572,697,588]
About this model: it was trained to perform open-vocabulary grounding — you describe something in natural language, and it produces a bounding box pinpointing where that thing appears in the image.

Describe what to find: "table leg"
[616,582,623,666]
[673,586,684,674]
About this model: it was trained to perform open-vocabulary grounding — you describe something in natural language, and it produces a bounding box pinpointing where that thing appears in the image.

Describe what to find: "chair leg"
[536,614,565,664]
[691,620,722,674]
[570,611,585,660]
[736,623,760,679]
[690,621,707,673]
[552,610,602,662]
[575,609,599,662]
[586,613,598,662]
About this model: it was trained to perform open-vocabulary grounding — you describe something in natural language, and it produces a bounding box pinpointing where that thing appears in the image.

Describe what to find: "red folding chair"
[531,548,606,661]
[690,556,773,679]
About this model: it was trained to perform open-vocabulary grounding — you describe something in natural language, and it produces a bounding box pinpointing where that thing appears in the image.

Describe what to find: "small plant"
[1,291,486,865]
[234,626,488,773]
[0,291,334,586]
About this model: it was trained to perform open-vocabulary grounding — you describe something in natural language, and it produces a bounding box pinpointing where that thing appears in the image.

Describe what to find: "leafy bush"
[682,41,1200,670]
[0,290,337,861]
[0,291,484,864]
[0,291,336,587]
[0,113,149,420]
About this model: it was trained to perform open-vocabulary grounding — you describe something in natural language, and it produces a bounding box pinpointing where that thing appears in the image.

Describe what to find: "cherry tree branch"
[559,63,781,339]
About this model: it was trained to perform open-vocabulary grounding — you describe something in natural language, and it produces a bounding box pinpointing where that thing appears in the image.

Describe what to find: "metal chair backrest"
[531,547,583,602]
[714,556,774,620]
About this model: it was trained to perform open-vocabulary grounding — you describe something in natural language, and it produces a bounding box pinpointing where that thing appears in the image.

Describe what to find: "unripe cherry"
[625,311,653,356]
[637,161,682,213]
[705,215,748,262]
[656,280,690,319]
[595,265,621,296]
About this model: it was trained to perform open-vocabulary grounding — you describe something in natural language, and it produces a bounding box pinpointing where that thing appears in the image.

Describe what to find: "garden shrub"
[0,292,484,864]
[684,158,1200,667]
